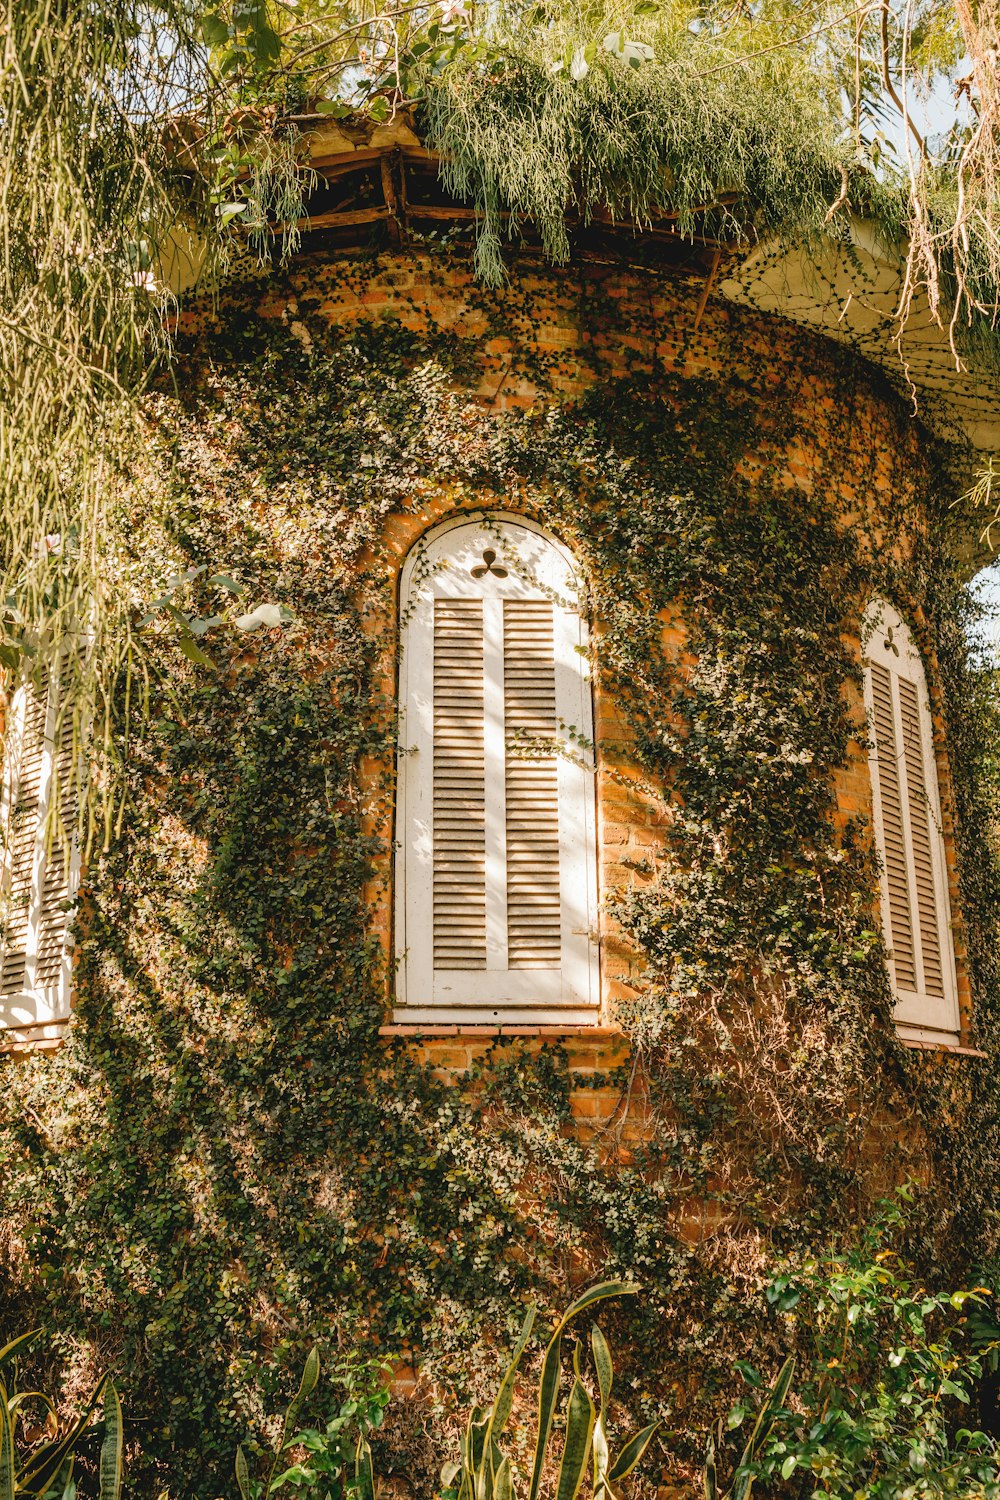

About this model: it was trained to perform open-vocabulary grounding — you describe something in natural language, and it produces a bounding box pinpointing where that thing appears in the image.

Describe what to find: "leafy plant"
[236,1348,390,1500]
[709,1191,1000,1499]
[439,1280,659,1500]
[0,1329,123,1499]
[703,1358,796,1500]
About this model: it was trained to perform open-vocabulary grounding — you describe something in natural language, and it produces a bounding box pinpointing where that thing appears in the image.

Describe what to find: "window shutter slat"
[35,712,77,989]
[432,600,487,969]
[504,600,561,969]
[870,662,917,989]
[1,667,80,1040]
[864,602,959,1042]
[898,678,945,997]
[1,688,47,998]
[397,516,599,1023]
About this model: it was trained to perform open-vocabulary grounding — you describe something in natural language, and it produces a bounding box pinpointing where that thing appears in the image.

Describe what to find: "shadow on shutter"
[504,600,561,968]
[870,661,917,990]
[432,600,487,970]
[1,688,46,998]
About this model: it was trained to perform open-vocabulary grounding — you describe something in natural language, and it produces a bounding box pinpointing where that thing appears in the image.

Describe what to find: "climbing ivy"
[0,246,997,1499]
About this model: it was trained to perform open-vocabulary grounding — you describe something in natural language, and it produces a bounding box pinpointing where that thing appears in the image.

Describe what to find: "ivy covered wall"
[0,244,998,1499]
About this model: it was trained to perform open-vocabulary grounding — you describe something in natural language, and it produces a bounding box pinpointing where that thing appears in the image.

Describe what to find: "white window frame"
[0,674,79,1045]
[394,512,600,1025]
[862,600,960,1045]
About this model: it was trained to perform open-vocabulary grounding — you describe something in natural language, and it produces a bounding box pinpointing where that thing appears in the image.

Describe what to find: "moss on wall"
[0,248,998,1499]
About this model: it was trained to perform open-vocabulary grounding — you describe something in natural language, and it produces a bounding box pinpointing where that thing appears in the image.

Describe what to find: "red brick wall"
[185,247,974,1099]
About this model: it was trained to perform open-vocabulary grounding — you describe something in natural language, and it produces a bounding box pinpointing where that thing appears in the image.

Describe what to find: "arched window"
[862,601,960,1044]
[0,672,78,1045]
[394,514,599,1025]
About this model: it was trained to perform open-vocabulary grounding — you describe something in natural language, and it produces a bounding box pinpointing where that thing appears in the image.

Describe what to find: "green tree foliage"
[0,0,998,782]
[711,1191,1000,1499]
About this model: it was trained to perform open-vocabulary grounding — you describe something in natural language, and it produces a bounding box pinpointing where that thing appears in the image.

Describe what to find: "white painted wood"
[395,513,600,1022]
[862,601,960,1042]
[483,597,509,970]
[0,672,78,1042]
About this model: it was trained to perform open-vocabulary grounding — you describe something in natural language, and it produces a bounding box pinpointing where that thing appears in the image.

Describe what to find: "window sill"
[899,1037,986,1058]
[378,1023,624,1040]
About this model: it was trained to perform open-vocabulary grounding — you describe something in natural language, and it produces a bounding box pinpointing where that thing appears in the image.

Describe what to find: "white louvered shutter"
[0,673,79,1042]
[863,602,959,1042]
[396,516,599,1024]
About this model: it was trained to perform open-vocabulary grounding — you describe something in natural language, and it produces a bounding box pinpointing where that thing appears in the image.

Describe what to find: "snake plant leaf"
[267,1347,320,1490]
[356,1433,375,1500]
[0,1333,39,1375]
[470,1409,489,1475]
[592,1414,611,1497]
[527,1331,562,1500]
[6,1394,57,1424]
[738,1356,795,1469]
[703,1430,718,1500]
[529,1282,638,1500]
[591,1326,613,1414]
[99,1380,123,1500]
[608,1420,660,1482]
[16,1373,109,1496]
[555,1378,596,1500]
[555,1283,639,1335]
[486,1306,537,1444]
[52,1457,74,1500]
[295,1346,321,1409]
[0,1380,14,1500]
[494,1456,515,1500]
[235,1444,251,1500]
[731,1469,754,1500]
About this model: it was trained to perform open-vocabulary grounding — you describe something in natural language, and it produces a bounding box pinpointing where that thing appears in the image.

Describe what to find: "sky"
[969,564,1000,659]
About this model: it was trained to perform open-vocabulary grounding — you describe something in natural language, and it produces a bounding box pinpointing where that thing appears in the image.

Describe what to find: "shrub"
[710,1191,1000,1499]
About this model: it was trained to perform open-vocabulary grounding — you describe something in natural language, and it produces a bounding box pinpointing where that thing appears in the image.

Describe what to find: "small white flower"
[439,0,469,24]
[603,32,655,65]
[570,47,589,80]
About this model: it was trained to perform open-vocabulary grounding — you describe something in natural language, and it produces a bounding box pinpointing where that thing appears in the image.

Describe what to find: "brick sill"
[900,1038,987,1059]
[378,1024,625,1040]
